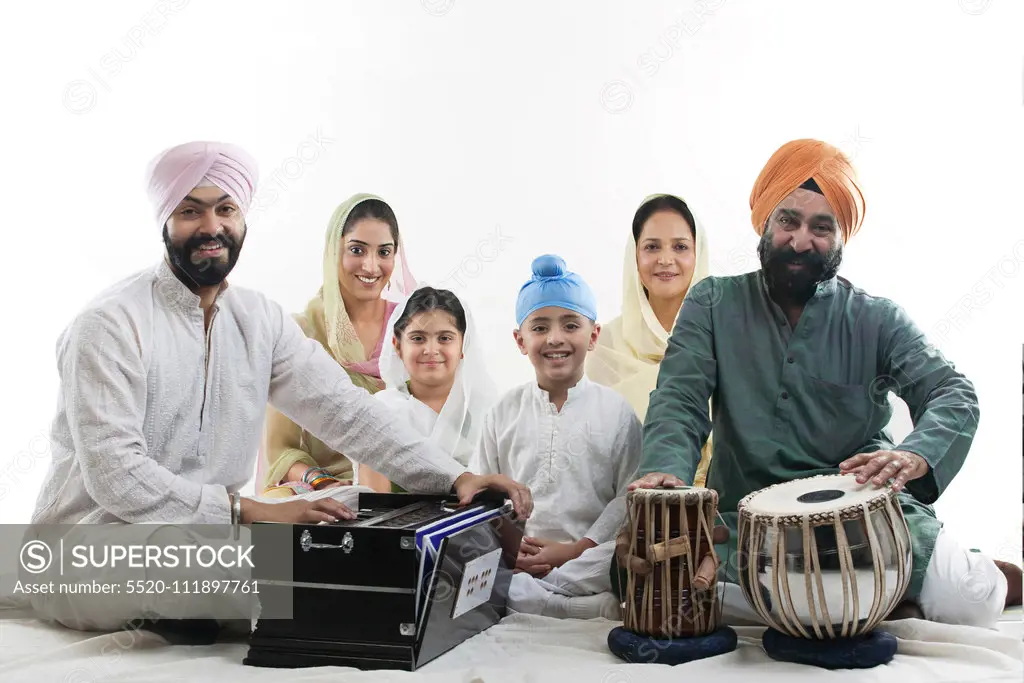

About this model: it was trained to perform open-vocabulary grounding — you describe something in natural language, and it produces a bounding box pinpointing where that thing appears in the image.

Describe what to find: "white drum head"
[628,486,715,500]
[628,486,718,509]
[740,474,885,516]
[629,485,699,497]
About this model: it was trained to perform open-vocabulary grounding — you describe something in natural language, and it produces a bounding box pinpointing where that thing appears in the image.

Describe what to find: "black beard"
[163,226,245,289]
[757,230,842,304]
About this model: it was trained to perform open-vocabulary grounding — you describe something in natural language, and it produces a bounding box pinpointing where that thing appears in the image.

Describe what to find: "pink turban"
[146,141,259,227]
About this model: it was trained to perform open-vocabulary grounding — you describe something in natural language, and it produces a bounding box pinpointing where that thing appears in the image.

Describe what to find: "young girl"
[356,286,499,490]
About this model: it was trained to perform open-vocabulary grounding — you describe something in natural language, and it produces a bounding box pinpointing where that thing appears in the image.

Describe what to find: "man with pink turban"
[25,141,533,632]
[615,139,1020,634]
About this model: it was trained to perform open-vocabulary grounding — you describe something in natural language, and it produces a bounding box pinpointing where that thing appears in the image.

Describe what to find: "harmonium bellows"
[243,491,523,671]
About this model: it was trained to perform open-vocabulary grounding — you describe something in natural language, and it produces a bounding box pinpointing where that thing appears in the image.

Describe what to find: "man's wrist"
[239,497,260,524]
[452,471,474,491]
[894,447,926,462]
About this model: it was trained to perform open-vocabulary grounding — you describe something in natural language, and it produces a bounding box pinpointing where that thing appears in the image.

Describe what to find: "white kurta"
[31,259,467,526]
[470,377,642,545]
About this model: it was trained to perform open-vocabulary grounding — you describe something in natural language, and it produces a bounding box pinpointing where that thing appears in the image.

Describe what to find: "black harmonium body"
[243,491,523,671]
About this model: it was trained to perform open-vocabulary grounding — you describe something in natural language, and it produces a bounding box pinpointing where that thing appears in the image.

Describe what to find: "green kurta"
[638,271,979,600]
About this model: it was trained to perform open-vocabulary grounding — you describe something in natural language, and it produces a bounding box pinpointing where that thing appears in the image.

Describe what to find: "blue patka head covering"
[515,254,598,328]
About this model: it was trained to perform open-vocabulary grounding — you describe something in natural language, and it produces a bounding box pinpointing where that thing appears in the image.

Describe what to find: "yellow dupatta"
[585,193,715,486]
[259,193,417,491]
[320,193,418,389]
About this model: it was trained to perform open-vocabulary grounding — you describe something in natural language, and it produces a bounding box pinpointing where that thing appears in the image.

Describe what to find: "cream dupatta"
[372,289,500,469]
[585,193,715,486]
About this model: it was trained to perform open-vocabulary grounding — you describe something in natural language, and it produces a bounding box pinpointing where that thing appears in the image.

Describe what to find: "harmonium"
[243,490,524,671]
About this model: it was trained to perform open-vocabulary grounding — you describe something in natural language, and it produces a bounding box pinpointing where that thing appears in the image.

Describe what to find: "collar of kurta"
[154,258,231,315]
[531,375,592,408]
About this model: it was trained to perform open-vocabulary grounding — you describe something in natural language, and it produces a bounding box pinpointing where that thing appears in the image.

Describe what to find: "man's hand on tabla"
[839,449,929,493]
[626,472,688,491]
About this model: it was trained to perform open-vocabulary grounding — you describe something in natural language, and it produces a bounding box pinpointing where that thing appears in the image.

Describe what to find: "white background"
[0,1,1020,563]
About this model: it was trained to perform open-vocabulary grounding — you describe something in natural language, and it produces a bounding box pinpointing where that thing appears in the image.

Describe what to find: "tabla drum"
[736,474,912,639]
[621,487,724,638]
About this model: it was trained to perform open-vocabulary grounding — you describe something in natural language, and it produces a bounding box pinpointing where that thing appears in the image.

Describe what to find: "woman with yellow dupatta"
[259,193,418,496]
[585,194,715,487]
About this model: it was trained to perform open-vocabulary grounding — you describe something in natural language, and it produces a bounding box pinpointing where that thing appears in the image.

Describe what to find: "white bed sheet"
[1,604,1021,683]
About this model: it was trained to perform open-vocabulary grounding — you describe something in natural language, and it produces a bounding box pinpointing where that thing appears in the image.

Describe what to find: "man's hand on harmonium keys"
[453,472,534,520]
[235,473,533,525]
[240,497,358,524]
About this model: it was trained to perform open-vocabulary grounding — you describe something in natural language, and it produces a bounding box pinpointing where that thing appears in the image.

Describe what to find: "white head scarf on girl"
[375,286,499,466]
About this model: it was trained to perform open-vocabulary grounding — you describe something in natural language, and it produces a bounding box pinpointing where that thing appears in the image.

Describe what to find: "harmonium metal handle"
[299,529,354,554]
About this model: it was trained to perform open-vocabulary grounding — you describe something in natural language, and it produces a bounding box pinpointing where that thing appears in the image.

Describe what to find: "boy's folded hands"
[515,536,597,577]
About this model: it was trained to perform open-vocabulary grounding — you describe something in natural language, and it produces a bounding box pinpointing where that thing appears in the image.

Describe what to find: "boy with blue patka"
[471,255,641,619]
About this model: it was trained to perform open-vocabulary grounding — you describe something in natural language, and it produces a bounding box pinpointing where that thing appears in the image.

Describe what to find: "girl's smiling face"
[395,309,464,389]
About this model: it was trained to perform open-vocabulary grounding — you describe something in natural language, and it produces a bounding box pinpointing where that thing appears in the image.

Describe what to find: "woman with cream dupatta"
[585,193,715,487]
[363,286,499,491]
[259,193,418,496]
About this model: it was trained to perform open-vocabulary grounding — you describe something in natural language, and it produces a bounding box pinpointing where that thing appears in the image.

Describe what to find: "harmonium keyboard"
[243,490,523,671]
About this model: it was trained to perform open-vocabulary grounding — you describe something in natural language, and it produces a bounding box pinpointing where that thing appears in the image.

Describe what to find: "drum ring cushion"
[608,626,738,665]
[761,627,898,669]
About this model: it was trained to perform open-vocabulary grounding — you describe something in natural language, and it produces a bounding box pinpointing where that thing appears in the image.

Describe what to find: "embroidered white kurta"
[470,377,642,545]
[31,260,468,525]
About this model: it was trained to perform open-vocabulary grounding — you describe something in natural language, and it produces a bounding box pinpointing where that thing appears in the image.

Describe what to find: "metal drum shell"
[736,475,913,639]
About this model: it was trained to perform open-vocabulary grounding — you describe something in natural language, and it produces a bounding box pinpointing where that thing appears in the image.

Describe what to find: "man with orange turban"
[614,139,1020,633]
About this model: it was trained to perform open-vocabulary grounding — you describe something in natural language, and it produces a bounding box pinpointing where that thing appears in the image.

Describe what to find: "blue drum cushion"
[761,627,898,669]
[608,626,738,665]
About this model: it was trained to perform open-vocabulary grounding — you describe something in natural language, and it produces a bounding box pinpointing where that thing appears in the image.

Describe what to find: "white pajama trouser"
[915,528,1008,629]
[22,524,255,633]
[508,541,618,617]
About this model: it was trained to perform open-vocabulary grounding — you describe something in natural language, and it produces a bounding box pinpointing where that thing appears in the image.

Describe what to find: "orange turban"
[749,139,866,243]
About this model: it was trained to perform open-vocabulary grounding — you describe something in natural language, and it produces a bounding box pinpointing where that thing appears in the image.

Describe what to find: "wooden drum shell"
[621,488,723,639]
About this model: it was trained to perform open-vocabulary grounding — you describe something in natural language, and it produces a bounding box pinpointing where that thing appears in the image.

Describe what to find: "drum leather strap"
[647,537,720,591]
[647,536,691,563]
